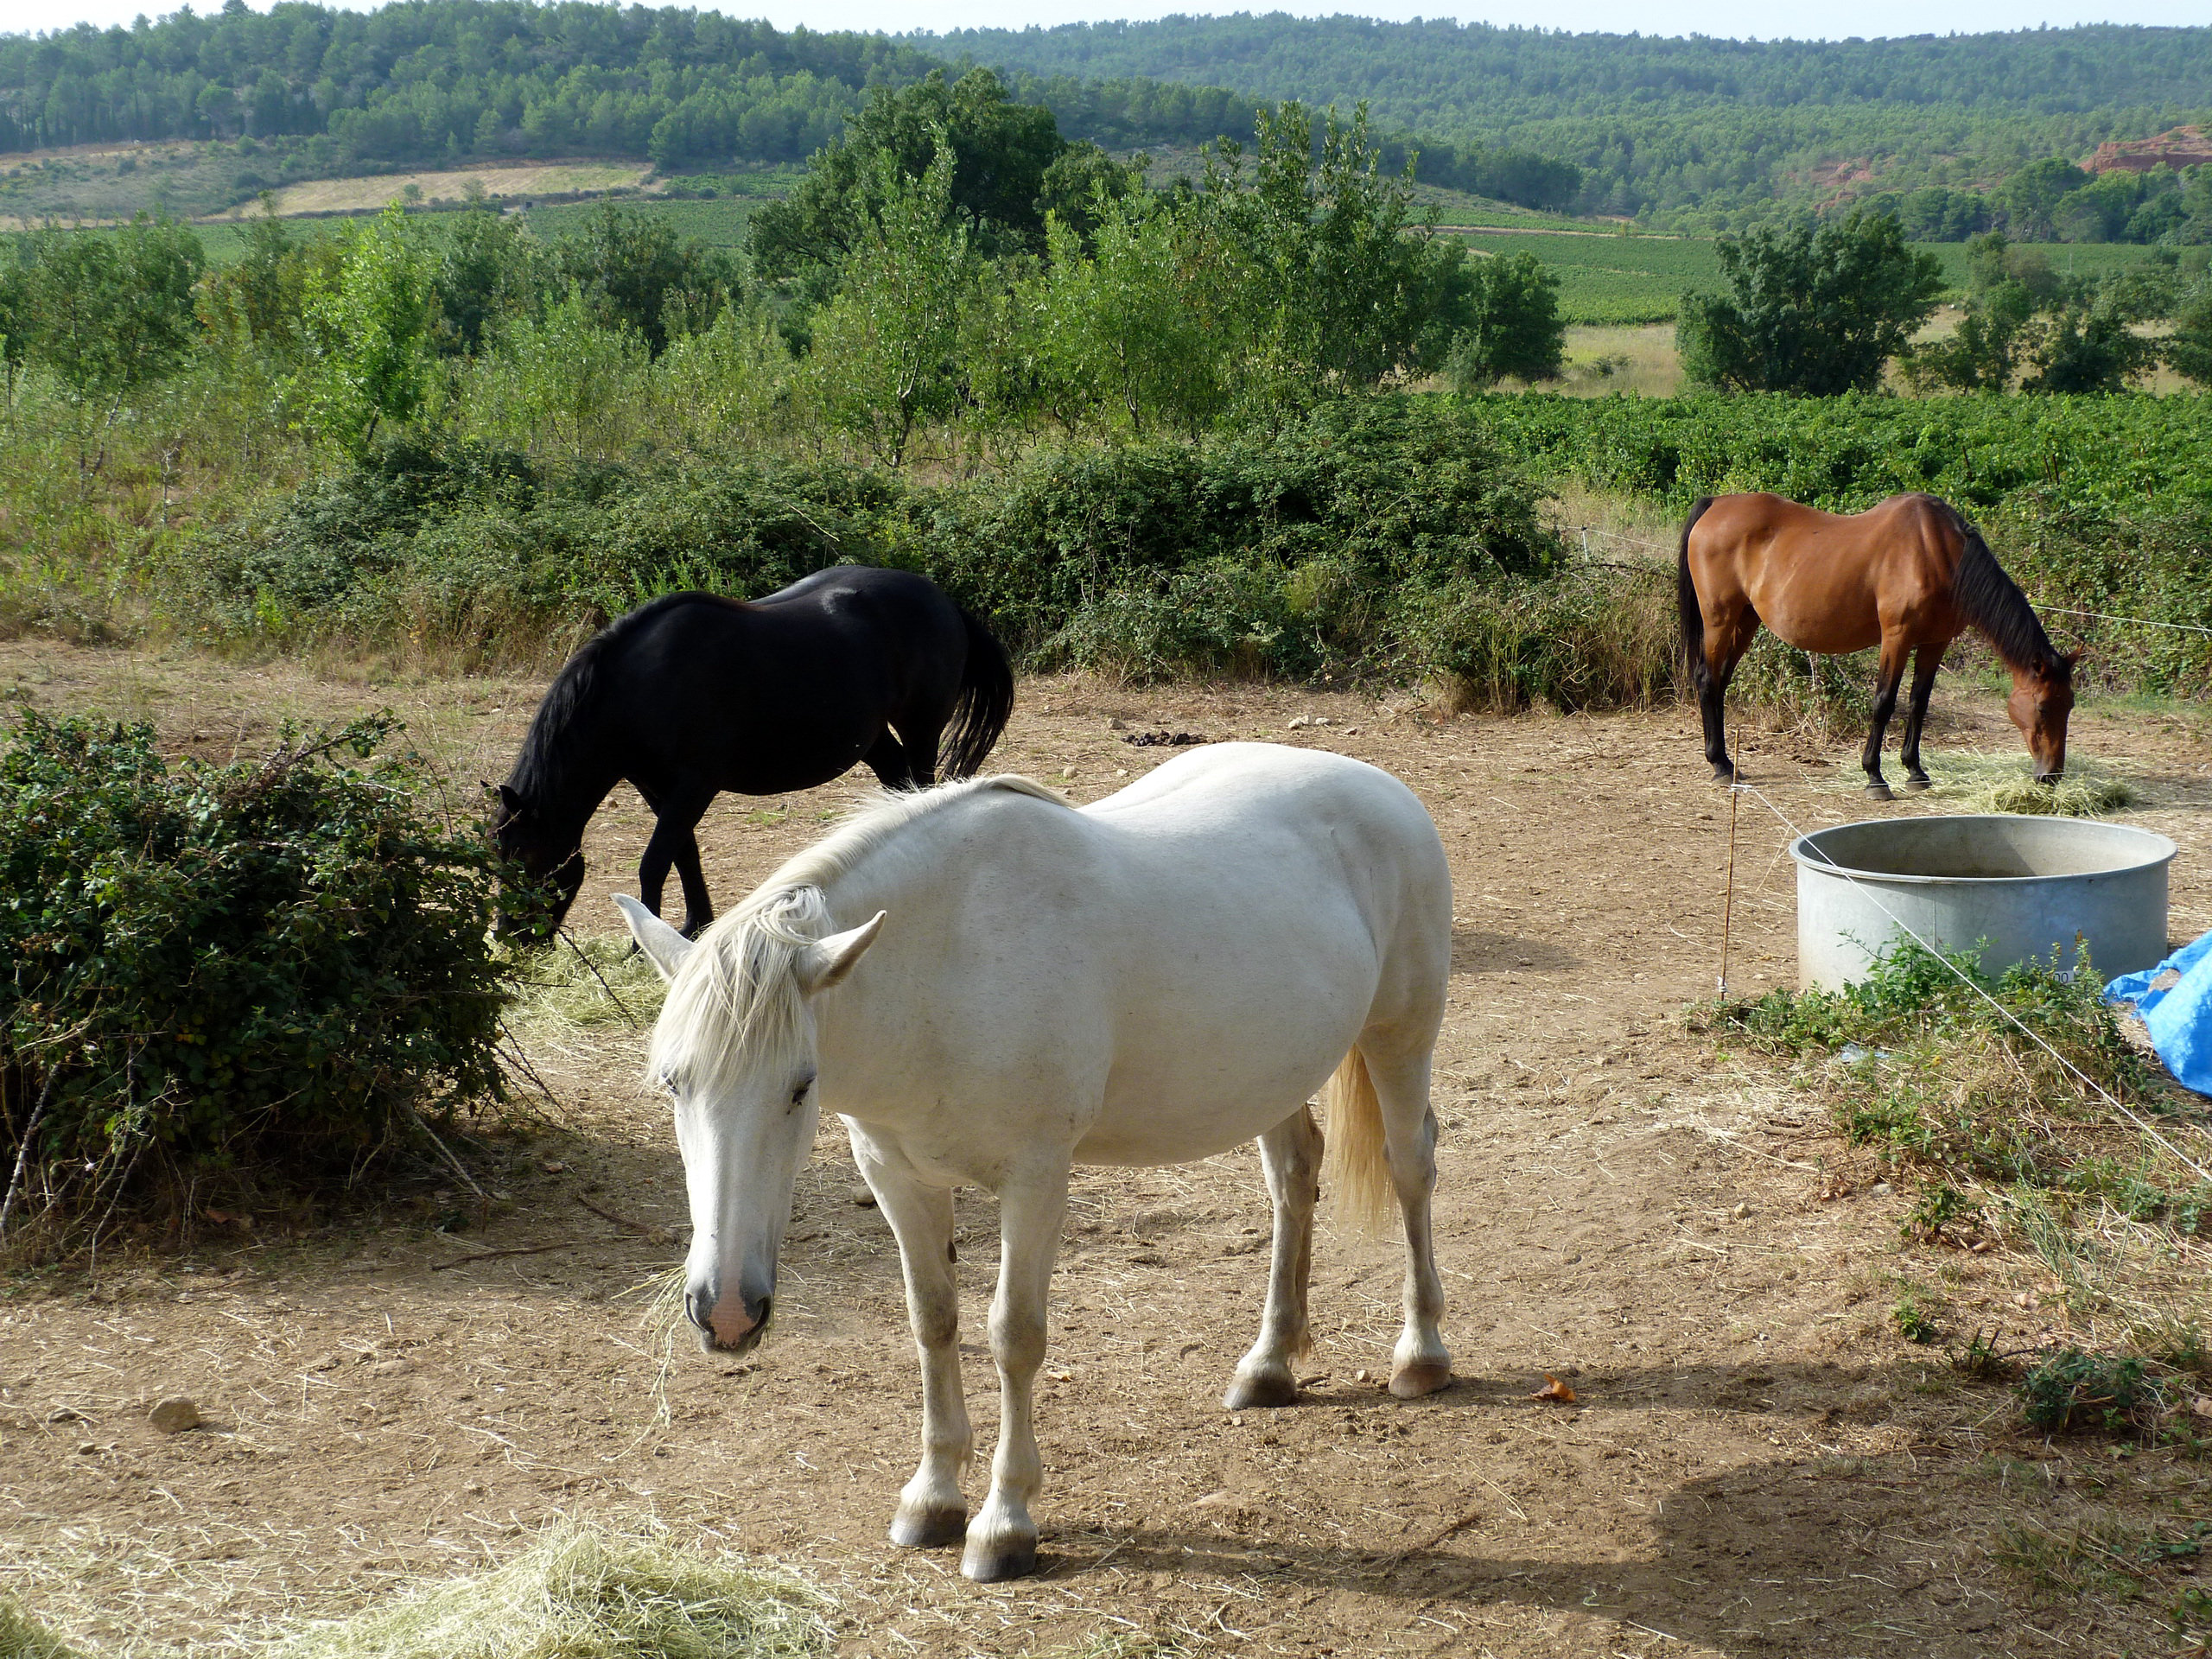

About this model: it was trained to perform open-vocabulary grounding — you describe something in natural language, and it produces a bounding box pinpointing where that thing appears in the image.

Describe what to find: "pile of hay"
[507,935,669,1039]
[0,1594,81,1659]
[269,1526,830,1659]
[1818,749,2142,818]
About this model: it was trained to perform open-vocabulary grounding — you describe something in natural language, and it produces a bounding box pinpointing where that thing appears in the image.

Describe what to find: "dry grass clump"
[507,935,669,1040]
[1924,749,2140,817]
[1807,747,2144,817]
[267,1524,830,1659]
[0,1594,82,1659]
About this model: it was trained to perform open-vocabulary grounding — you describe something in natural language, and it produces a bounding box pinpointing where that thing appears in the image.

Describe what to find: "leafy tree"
[1904,283,2034,392]
[801,137,978,467]
[292,204,439,457]
[752,69,1072,291]
[470,285,649,460]
[435,207,546,357]
[1676,213,1943,395]
[1999,159,2089,242]
[1446,251,1565,387]
[2020,298,2158,394]
[23,213,205,405]
[550,200,737,357]
[2167,281,2212,385]
[1208,103,1475,417]
[0,242,29,407]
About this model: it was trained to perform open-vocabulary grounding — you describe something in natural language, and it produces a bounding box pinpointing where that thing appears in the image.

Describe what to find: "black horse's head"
[489,783,585,939]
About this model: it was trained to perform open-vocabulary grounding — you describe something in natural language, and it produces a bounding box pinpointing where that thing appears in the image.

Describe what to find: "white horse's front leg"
[963,1171,1067,1582]
[849,1128,971,1549]
[1226,1103,1320,1409]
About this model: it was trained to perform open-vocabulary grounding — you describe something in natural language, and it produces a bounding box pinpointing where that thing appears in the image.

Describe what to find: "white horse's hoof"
[1223,1367,1298,1410]
[1389,1358,1454,1399]
[962,1541,1039,1582]
[889,1505,966,1549]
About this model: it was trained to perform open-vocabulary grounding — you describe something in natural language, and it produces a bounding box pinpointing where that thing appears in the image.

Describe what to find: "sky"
[6,0,2209,42]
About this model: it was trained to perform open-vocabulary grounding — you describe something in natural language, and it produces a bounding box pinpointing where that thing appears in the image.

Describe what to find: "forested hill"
[0,2,1262,170]
[931,17,2212,224]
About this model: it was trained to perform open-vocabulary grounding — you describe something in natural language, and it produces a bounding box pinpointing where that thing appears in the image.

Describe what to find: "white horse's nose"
[689,1282,770,1352]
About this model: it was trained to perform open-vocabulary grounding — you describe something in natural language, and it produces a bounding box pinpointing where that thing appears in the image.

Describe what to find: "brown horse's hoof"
[1712,767,1737,785]
[1865,783,1895,803]
[1901,776,1931,794]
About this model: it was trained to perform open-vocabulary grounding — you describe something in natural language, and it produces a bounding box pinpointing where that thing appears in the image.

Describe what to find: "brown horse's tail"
[1676,496,1717,690]
[943,603,1015,778]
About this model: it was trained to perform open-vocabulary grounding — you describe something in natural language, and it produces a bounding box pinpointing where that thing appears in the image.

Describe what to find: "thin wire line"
[1727,779,2212,1185]
[2034,606,2212,638]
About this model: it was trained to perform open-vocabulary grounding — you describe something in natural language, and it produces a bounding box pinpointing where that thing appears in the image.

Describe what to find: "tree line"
[0,0,1580,213]
[932,16,2212,232]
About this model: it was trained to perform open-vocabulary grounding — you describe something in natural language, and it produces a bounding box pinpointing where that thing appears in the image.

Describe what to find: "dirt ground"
[2,640,2209,1659]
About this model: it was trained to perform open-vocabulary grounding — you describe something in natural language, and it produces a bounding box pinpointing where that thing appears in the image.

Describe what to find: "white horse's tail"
[1320,1046,1395,1238]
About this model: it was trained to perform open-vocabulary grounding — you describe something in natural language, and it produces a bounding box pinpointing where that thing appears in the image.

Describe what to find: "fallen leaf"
[1530,1374,1577,1404]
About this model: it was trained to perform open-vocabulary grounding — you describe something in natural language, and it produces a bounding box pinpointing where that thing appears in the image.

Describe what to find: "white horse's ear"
[795,911,886,995]
[613,893,694,983]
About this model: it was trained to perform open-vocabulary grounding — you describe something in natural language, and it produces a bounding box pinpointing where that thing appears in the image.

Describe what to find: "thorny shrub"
[0,710,508,1255]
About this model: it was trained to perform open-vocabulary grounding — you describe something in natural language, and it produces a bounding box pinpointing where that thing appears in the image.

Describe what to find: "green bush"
[178,398,1567,684]
[0,710,507,1250]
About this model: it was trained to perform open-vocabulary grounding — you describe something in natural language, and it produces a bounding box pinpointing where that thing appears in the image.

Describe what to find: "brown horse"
[1678,492,2078,798]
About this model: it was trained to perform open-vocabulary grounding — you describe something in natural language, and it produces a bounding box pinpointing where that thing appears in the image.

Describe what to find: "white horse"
[615,741,1453,1582]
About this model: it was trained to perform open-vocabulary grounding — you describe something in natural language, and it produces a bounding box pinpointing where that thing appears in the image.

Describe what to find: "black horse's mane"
[510,592,728,805]
[1947,509,2068,682]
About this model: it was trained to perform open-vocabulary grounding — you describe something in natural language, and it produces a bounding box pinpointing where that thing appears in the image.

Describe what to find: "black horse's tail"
[943,605,1015,778]
[1676,496,1716,690]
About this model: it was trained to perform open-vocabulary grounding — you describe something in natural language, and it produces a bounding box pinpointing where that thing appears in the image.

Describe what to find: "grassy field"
[1458,228,2177,326]
[1452,227,1719,324]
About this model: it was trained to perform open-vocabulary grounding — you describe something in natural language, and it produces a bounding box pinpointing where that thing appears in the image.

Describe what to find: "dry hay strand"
[266,1522,830,1659]
[0,1593,83,1659]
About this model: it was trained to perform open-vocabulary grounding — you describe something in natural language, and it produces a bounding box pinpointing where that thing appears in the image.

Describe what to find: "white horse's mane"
[647,774,1069,1094]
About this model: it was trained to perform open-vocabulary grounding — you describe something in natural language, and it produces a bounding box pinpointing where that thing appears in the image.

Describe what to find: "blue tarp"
[2107,931,2212,1097]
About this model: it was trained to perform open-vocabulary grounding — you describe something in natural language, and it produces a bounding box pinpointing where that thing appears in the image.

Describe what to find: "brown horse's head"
[2007,652,2079,785]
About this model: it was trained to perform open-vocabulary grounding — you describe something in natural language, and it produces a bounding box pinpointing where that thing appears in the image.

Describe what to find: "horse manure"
[1122,731,1208,747]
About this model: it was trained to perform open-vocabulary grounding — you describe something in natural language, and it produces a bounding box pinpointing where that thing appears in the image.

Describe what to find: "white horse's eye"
[789,1076,815,1108]
[657,1071,680,1096]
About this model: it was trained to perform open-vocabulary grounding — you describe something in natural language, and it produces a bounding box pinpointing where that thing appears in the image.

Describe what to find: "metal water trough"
[1789,815,2176,991]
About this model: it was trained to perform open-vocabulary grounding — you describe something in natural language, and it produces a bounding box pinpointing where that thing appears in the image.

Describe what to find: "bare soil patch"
[2,641,2208,1657]
[258,162,657,218]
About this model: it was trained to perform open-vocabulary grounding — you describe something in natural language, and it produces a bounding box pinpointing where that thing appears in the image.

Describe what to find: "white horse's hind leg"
[1225,1104,1321,1410]
[850,1132,971,1549]
[1369,1049,1452,1398]
[963,1171,1068,1583]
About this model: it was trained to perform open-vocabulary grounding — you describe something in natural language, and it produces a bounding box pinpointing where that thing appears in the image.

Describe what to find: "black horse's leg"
[1897,644,1945,792]
[863,728,916,791]
[1861,644,1910,801]
[897,720,944,790]
[671,822,715,938]
[637,796,715,935]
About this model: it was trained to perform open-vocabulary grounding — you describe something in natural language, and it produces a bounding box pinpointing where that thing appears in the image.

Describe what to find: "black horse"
[493,567,1014,937]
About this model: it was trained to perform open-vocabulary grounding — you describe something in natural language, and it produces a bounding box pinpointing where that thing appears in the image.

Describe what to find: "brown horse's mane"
[1947,509,2069,683]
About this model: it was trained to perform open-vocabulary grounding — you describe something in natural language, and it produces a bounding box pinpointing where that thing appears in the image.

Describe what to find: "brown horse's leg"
[1897,645,1946,791]
[1700,610,1757,783]
[637,795,715,936]
[863,728,916,790]
[1860,642,1912,801]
